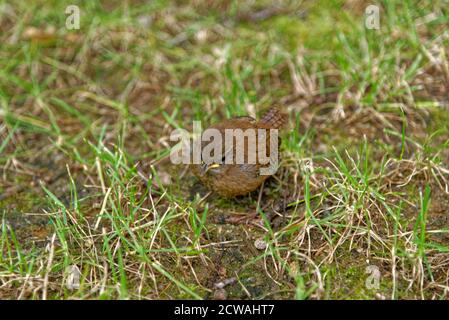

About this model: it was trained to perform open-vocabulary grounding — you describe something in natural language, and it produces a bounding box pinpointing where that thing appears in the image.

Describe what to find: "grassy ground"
[1,0,449,299]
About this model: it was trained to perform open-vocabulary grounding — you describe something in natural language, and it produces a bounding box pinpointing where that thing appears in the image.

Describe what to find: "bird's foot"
[224,211,265,228]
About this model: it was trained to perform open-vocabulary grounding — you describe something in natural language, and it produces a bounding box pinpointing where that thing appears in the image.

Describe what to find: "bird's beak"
[204,163,220,173]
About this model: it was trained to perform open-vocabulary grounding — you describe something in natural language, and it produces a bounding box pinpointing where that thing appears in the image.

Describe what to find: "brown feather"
[191,107,286,197]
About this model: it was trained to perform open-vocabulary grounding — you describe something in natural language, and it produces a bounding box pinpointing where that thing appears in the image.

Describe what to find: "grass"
[0,0,449,299]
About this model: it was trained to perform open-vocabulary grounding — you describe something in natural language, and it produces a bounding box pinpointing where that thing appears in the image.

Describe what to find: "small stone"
[375,293,386,300]
[214,277,236,289]
[213,288,227,300]
[158,171,172,186]
[254,238,267,250]
[66,265,81,290]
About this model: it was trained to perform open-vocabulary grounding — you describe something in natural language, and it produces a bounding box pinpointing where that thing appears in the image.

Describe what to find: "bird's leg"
[225,182,268,228]
[256,180,264,213]
[198,191,213,205]
[224,211,262,228]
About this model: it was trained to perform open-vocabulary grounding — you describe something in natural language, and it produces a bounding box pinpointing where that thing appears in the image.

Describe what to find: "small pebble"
[254,238,267,250]
[159,171,172,186]
[375,293,386,300]
[213,288,227,300]
[214,277,236,289]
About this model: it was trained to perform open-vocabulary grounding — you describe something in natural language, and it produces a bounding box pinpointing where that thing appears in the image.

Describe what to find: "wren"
[191,108,286,197]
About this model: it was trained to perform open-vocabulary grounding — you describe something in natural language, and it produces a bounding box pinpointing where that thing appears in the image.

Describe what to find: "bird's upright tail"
[259,108,287,129]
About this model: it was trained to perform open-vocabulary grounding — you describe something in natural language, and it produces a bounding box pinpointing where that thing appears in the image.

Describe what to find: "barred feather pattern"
[259,108,286,129]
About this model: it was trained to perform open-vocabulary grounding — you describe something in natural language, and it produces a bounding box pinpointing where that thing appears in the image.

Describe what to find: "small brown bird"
[191,108,286,197]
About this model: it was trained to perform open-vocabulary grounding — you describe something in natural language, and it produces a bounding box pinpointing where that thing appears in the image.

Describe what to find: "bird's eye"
[221,155,226,164]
